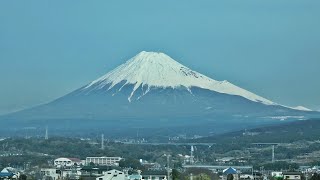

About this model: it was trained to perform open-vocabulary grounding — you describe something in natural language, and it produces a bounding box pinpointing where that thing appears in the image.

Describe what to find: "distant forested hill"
[193,118,320,144]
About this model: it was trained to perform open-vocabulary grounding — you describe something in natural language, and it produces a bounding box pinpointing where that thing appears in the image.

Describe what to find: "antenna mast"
[272,145,275,163]
[45,126,48,140]
[101,134,105,150]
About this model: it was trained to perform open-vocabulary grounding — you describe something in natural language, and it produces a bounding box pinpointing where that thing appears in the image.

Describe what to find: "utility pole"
[190,145,194,165]
[45,126,48,140]
[137,129,139,139]
[272,145,275,163]
[164,154,171,180]
[167,155,170,180]
[101,134,105,150]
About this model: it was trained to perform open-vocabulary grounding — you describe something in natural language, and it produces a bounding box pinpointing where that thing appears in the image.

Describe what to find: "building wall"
[127,175,142,180]
[96,170,127,180]
[41,168,60,180]
[141,175,167,180]
[283,174,301,180]
[86,157,122,166]
[272,172,283,177]
[54,158,81,168]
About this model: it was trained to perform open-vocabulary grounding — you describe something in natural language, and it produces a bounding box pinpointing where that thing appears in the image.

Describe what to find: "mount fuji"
[1,51,319,136]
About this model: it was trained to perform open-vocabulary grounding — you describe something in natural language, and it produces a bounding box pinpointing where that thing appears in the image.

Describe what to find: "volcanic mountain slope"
[84,51,274,104]
[1,51,319,136]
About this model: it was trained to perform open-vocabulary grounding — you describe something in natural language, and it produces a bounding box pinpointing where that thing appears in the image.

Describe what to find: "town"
[1,134,320,180]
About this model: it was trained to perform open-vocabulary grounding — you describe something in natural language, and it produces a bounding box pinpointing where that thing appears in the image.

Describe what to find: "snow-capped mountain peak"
[85,51,275,104]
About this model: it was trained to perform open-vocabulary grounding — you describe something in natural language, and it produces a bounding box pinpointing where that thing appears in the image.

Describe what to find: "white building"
[240,174,253,180]
[41,167,81,180]
[282,172,302,180]
[96,169,127,180]
[86,157,123,166]
[271,172,283,178]
[54,157,82,168]
[41,168,60,180]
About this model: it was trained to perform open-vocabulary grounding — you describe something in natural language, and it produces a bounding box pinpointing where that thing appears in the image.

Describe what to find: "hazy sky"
[0,0,319,114]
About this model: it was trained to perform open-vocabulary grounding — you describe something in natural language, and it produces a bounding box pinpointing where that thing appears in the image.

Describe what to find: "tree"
[227,174,234,180]
[310,173,320,180]
[196,173,210,180]
[118,158,143,170]
[19,174,27,180]
[172,169,181,180]
[183,168,218,180]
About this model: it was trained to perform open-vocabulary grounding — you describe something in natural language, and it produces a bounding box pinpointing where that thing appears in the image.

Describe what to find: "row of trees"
[1,136,320,175]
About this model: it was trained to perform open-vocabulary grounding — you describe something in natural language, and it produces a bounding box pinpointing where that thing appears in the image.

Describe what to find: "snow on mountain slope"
[291,106,312,111]
[84,51,275,104]
[280,105,313,112]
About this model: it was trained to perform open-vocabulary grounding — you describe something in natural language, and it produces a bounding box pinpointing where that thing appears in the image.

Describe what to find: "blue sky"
[0,0,319,114]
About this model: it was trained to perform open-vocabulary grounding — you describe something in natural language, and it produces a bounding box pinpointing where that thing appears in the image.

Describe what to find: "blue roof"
[0,172,14,177]
[223,167,237,175]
